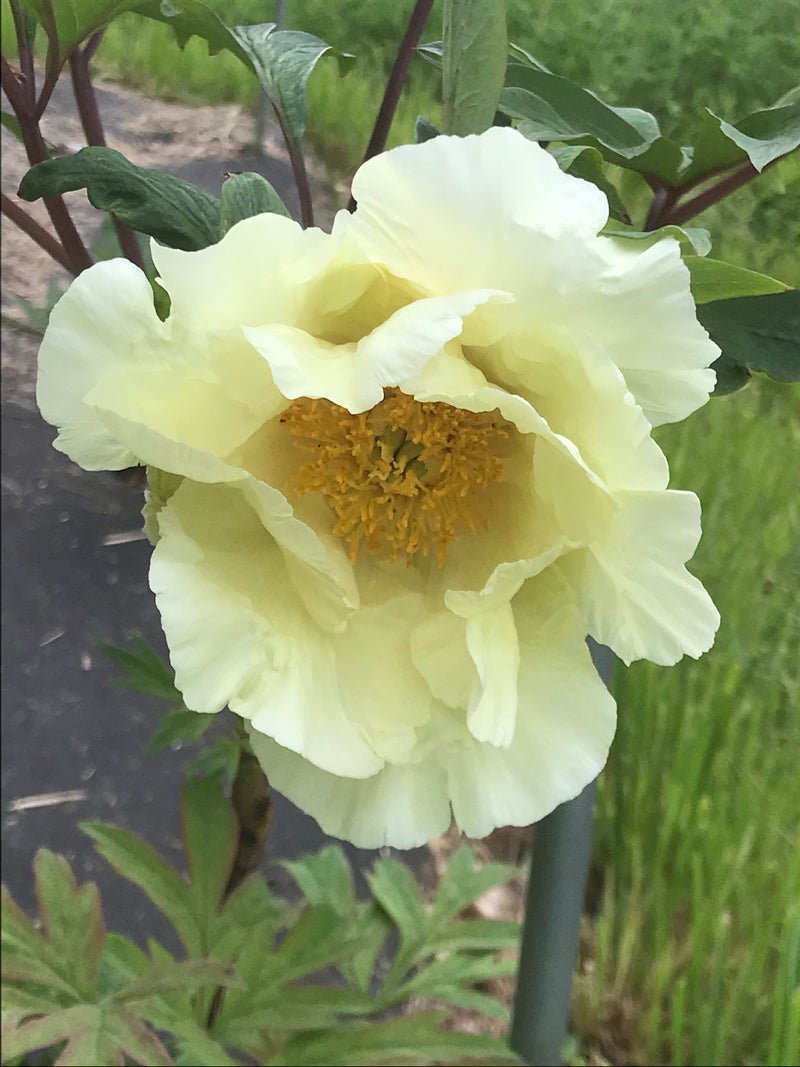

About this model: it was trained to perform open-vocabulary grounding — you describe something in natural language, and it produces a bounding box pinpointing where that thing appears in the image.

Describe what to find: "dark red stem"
[347,0,435,211]
[2,56,93,275]
[69,32,147,270]
[1,191,73,272]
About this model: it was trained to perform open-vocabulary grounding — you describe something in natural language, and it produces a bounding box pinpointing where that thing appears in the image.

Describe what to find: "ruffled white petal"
[339,127,608,296]
[36,259,169,469]
[151,213,336,333]
[150,480,381,778]
[247,729,453,849]
[563,488,720,665]
[447,573,617,836]
[557,237,719,426]
[244,289,504,413]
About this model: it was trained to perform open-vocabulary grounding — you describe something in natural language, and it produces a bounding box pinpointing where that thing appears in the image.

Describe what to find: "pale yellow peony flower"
[37,128,720,848]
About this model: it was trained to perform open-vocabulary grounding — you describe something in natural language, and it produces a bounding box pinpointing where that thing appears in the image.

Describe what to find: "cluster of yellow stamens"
[281,388,508,566]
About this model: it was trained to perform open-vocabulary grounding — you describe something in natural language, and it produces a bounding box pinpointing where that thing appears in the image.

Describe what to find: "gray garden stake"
[510,640,614,1066]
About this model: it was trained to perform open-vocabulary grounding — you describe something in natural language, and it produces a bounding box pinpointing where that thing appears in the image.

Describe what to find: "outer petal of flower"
[36,259,169,470]
[563,488,720,665]
[446,573,617,837]
[150,480,382,778]
[560,238,719,426]
[340,127,608,295]
[150,213,336,333]
[246,730,452,849]
[243,289,505,413]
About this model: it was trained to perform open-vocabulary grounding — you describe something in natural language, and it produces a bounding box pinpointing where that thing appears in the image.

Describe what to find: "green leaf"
[146,706,214,754]
[414,116,440,143]
[501,45,688,181]
[34,851,105,1003]
[134,0,252,59]
[99,636,183,704]
[686,258,790,304]
[396,952,517,1004]
[22,1,145,75]
[1,111,23,142]
[112,958,238,1002]
[430,845,518,929]
[180,773,238,950]
[548,144,631,223]
[441,0,507,136]
[18,147,221,251]
[230,24,353,144]
[1,1002,173,1067]
[680,87,800,183]
[219,171,290,235]
[186,738,241,781]
[81,822,201,956]
[281,845,356,918]
[603,225,712,258]
[698,290,800,394]
[270,1012,522,1066]
[366,857,428,947]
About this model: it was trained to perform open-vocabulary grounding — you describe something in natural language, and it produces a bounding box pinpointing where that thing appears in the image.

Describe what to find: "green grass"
[576,378,800,1065]
[4,2,799,1063]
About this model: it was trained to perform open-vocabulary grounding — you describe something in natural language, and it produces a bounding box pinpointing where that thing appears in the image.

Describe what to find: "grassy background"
[5,2,799,1064]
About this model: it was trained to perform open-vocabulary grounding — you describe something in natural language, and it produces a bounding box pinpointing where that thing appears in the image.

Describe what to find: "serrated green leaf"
[146,706,214,754]
[686,258,789,304]
[112,958,238,1003]
[18,147,221,251]
[430,917,521,953]
[180,773,238,951]
[680,87,800,183]
[215,984,373,1040]
[414,115,440,143]
[186,738,241,781]
[34,851,105,1003]
[1,111,23,142]
[698,290,800,395]
[395,951,516,1003]
[219,171,290,235]
[603,225,712,258]
[99,635,182,703]
[430,846,518,928]
[269,904,351,983]
[502,46,688,181]
[81,822,201,956]
[548,144,630,223]
[281,845,355,918]
[173,1024,239,1066]
[1,1002,173,1066]
[231,24,353,144]
[342,899,393,995]
[441,0,507,136]
[270,1011,522,1066]
[367,858,427,945]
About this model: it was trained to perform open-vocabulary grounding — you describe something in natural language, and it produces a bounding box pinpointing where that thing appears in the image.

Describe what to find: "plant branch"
[1,192,73,272]
[274,107,314,228]
[207,741,272,1030]
[70,32,146,270]
[347,0,434,211]
[661,160,763,228]
[3,58,93,275]
[9,0,35,93]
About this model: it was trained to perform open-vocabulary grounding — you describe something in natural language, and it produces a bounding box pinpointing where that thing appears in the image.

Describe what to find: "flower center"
[281,388,509,566]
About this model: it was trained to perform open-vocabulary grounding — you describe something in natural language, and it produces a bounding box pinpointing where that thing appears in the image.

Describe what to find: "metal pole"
[510,640,614,1066]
